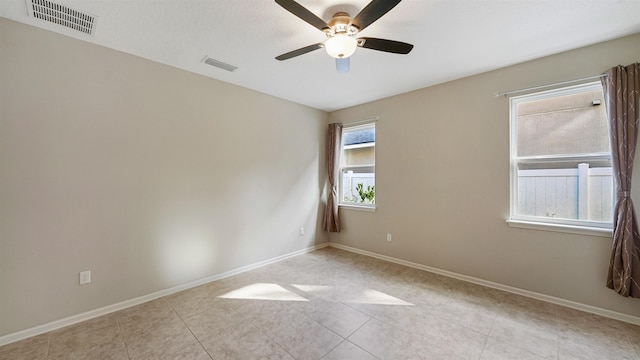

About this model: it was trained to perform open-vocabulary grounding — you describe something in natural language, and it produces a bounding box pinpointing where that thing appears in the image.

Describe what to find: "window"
[508,82,613,234]
[339,122,375,209]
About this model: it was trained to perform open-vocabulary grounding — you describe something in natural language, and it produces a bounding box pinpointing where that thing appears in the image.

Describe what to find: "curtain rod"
[495,74,607,97]
[340,116,379,127]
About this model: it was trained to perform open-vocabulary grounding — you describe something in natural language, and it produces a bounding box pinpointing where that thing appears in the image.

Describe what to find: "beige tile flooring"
[2,247,640,360]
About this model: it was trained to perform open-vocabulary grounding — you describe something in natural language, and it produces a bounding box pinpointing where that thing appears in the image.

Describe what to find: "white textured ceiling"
[2,0,640,112]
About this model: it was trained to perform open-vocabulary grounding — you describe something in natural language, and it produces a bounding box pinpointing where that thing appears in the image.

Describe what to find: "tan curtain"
[323,123,342,232]
[602,63,640,297]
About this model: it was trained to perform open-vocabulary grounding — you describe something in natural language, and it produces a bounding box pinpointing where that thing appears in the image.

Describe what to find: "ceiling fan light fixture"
[325,35,357,59]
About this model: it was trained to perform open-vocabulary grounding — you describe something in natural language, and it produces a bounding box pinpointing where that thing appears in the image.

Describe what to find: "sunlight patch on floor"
[292,284,413,306]
[219,283,309,301]
[348,289,414,306]
[291,284,332,293]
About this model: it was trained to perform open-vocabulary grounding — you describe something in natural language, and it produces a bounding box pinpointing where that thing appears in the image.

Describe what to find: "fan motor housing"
[325,12,359,37]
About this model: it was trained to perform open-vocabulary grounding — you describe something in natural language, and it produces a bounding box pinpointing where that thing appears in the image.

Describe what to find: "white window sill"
[506,219,612,238]
[339,204,376,212]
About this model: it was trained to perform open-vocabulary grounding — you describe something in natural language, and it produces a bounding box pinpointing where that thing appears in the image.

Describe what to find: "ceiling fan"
[274,0,414,73]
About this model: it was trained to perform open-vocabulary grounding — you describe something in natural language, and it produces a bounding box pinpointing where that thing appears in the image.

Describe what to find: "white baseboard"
[328,242,640,326]
[5,240,636,347]
[0,242,329,347]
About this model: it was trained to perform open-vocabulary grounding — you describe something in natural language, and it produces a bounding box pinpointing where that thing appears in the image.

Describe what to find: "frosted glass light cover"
[325,35,357,59]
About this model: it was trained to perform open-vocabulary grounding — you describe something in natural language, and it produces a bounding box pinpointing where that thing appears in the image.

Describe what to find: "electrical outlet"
[387,233,392,242]
[79,270,91,285]
[300,227,305,236]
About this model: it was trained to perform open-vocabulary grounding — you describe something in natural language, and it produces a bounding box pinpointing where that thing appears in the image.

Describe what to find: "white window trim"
[506,219,612,237]
[508,81,613,236]
[344,142,375,150]
[339,122,376,210]
[340,203,377,212]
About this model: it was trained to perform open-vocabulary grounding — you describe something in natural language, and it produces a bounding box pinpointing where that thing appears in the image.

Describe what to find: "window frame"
[339,122,376,211]
[507,81,613,236]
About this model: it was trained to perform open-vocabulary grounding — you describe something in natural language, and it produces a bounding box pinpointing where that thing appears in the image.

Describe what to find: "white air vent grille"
[203,57,238,72]
[26,0,96,35]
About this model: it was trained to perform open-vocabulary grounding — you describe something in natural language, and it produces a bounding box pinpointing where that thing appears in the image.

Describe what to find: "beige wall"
[0,18,328,336]
[329,33,640,317]
[2,14,639,339]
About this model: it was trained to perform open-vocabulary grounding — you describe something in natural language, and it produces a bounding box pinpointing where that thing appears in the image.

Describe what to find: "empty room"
[1,0,640,359]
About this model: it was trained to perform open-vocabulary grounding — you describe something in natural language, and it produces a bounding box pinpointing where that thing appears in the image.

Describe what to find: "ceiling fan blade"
[358,37,413,54]
[336,57,350,74]
[352,0,402,32]
[275,43,324,60]
[275,0,329,31]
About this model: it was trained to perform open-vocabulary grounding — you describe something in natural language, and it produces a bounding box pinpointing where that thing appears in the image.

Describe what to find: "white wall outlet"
[300,227,305,236]
[387,233,392,242]
[79,270,91,285]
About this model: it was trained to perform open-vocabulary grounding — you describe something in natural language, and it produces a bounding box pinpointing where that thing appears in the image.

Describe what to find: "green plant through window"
[344,182,375,204]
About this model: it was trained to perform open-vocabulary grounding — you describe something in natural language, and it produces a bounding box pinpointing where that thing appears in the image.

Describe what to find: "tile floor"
[1,247,640,359]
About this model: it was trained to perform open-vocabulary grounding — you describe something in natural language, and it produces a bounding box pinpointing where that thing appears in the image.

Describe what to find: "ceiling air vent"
[25,0,97,35]
[203,56,238,72]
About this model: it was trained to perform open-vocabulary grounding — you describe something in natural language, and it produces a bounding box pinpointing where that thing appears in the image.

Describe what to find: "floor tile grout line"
[237,305,304,359]
[476,333,490,360]
[244,313,312,360]
[552,333,562,360]
[318,339,347,360]
[246,304,342,359]
[289,303,351,340]
[121,296,205,360]
[484,311,498,338]
[44,333,51,360]
[365,303,491,343]
[165,295,214,360]
[114,316,132,360]
[344,318,382,360]
[486,337,556,360]
[482,315,561,359]
[174,294,296,360]
[276,338,299,360]
[339,305,374,339]
[620,328,640,360]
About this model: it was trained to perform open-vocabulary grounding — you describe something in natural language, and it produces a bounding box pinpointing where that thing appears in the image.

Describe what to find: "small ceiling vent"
[25,0,97,35]
[203,56,238,72]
